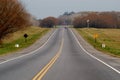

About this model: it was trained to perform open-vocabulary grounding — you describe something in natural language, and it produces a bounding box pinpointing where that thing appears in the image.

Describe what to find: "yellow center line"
[32,37,64,80]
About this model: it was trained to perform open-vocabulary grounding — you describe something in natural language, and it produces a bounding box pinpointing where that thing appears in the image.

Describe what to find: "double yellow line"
[33,38,64,80]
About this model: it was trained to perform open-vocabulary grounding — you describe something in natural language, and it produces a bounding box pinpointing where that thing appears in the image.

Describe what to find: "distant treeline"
[39,17,58,28]
[38,11,120,28]
[73,12,120,28]
[58,11,120,28]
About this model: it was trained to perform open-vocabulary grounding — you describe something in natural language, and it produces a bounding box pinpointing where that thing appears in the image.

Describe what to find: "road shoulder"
[0,29,55,62]
[72,28,120,71]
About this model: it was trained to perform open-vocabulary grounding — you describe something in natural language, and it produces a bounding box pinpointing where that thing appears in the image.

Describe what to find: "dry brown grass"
[2,26,47,43]
[0,26,50,55]
[76,28,120,56]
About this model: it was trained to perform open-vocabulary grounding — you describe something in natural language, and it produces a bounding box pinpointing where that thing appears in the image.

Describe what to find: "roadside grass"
[76,28,120,57]
[0,26,50,55]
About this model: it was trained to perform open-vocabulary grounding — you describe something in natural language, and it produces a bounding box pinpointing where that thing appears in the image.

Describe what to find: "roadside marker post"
[24,33,28,42]
[93,34,98,43]
[15,44,19,48]
[102,43,106,48]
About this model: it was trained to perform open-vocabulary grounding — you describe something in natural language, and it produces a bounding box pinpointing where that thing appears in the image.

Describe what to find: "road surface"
[0,27,120,80]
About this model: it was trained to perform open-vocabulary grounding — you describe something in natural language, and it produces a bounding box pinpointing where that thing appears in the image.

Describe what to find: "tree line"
[53,11,120,28]
[73,12,120,28]
[38,11,120,28]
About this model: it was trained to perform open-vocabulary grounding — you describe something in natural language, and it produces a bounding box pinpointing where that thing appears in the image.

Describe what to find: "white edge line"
[70,29,120,74]
[0,29,57,65]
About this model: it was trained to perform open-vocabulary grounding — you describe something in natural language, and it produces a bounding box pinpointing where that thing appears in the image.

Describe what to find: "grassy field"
[0,26,50,55]
[76,28,120,57]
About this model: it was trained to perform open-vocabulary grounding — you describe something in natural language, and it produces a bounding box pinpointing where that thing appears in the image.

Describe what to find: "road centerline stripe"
[33,29,64,80]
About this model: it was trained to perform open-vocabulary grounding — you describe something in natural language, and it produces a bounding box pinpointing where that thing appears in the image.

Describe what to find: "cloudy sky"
[21,0,120,19]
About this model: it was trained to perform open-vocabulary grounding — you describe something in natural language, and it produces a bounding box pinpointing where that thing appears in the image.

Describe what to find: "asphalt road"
[0,27,120,80]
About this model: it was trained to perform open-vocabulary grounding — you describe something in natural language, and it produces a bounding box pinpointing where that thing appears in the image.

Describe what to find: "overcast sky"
[20,0,120,19]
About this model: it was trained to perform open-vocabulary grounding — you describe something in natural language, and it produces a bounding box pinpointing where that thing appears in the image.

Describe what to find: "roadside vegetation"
[76,28,120,57]
[0,0,31,44]
[0,26,50,55]
[0,0,52,56]
[39,17,58,28]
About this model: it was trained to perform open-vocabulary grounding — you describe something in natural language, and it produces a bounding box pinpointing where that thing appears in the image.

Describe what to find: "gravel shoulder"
[0,29,55,62]
[72,28,120,71]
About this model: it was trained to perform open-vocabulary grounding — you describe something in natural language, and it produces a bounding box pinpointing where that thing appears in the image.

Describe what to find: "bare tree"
[40,17,58,28]
[0,0,31,44]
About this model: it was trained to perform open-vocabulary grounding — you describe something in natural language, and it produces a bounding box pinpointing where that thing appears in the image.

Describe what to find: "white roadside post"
[15,44,19,48]
[102,43,106,48]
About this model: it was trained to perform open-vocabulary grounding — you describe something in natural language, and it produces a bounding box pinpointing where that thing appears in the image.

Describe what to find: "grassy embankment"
[76,28,120,57]
[0,26,50,55]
